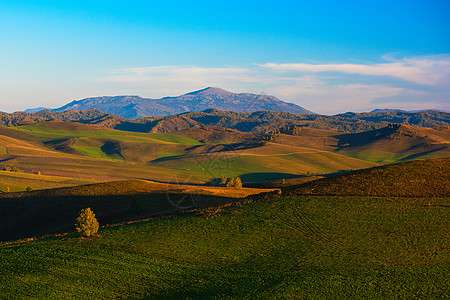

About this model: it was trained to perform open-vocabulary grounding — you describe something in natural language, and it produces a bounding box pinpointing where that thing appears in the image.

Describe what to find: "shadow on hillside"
[398,147,447,162]
[0,192,234,243]
[150,142,263,163]
[239,172,300,183]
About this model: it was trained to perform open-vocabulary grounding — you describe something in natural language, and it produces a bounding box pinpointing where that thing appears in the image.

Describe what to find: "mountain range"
[25,87,314,118]
[4,107,450,134]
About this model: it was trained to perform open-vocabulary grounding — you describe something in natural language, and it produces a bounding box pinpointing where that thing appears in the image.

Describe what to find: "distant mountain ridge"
[2,108,450,134]
[371,108,449,113]
[48,87,314,119]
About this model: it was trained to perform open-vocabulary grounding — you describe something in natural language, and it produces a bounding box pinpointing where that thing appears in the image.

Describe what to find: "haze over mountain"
[31,87,314,119]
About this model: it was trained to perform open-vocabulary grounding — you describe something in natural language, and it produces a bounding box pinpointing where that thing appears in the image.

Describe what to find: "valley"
[0,108,449,299]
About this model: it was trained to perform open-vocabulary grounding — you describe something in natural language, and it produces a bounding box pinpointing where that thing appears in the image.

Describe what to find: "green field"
[1,121,379,186]
[1,195,448,299]
[1,121,449,192]
[10,122,202,145]
[339,148,450,164]
[152,150,377,182]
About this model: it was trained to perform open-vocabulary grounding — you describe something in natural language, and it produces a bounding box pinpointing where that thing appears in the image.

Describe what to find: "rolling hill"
[1,119,450,190]
[285,157,450,197]
[336,124,450,163]
[0,156,448,298]
[1,121,382,186]
[0,179,276,242]
[0,123,203,189]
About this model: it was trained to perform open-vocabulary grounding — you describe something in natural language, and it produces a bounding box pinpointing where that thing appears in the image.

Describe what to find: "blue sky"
[1,0,449,114]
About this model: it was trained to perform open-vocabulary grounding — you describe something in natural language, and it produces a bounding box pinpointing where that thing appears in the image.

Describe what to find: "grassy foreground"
[1,195,448,299]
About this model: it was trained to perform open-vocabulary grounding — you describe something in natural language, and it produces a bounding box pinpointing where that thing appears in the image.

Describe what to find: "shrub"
[75,208,99,238]
[25,187,33,192]
[226,177,242,188]
[220,176,228,185]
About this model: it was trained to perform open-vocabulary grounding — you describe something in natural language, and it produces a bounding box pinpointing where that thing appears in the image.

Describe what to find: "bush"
[226,177,242,188]
[25,187,33,192]
[220,176,228,185]
[75,208,99,238]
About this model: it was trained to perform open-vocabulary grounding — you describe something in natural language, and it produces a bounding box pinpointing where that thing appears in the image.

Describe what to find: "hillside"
[0,124,203,187]
[1,190,448,298]
[52,87,314,118]
[2,121,380,184]
[285,157,450,197]
[0,179,275,242]
[2,119,449,188]
[177,109,450,133]
[336,124,450,163]
[0,142,449,298]
[0,108,106,126]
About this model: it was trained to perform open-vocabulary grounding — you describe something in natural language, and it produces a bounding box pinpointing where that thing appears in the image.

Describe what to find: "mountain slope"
[53,87,314,118]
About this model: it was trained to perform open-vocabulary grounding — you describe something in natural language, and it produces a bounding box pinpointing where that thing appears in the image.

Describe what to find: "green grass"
[1,195,448,299]
[10,123,202,145]
[153,150,377,181]
[286,157,450,198]
[338,149,444,164]
[72,145,125,162]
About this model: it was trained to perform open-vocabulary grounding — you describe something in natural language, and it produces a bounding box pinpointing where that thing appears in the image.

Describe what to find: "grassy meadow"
[9,122,202,145]
[0,124,449,298]
[1,195,448,298]
[0,121,381,189]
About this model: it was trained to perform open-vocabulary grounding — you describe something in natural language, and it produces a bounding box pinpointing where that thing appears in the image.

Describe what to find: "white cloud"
[264,81,407,114]
[260,56,450,85]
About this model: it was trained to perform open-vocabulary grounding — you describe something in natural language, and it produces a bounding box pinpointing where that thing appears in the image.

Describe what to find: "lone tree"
[75,208,99,238]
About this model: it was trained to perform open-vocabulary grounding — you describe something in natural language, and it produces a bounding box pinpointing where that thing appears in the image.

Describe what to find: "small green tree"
[25,187,33,192]
[75,208,99,238]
